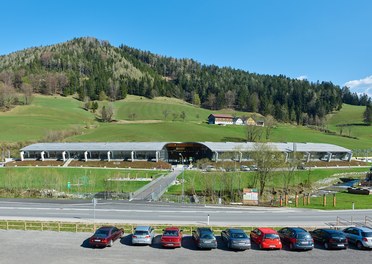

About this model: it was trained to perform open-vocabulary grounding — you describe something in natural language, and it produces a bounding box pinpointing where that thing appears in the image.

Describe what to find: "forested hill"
[0,37,368,124]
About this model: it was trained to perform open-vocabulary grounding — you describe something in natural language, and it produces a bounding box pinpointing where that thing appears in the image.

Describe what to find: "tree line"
[0,37,370,125]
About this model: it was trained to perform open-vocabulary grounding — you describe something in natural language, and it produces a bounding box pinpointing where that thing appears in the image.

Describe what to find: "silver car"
[343,226,372,249]
[132,226,155,245]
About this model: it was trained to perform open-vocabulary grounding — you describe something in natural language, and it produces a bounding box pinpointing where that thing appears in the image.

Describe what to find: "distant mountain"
[0,37,368,124]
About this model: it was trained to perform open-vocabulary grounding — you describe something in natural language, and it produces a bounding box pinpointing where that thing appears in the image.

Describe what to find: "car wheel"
[357,241,364,250]
[259,243,262,250]
[324,242,329,249]
[108,239,113,247]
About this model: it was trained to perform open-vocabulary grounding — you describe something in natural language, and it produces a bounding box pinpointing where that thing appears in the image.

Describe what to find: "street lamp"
[179,153,185,203]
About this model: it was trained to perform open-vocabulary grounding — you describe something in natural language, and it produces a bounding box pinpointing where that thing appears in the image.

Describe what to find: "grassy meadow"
[0,167,165,194]
[0,94,370,151]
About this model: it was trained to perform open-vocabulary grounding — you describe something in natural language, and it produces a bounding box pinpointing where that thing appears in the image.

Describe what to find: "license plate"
[337,244,344,247]
[301,242,309,244]
[166,243,174,246]
[238,243,246,245]
[204,240,212,243]
[269,245,275,248]
[94,239,101,242]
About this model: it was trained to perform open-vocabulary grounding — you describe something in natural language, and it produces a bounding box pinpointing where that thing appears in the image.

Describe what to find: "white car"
[132,226,155,245]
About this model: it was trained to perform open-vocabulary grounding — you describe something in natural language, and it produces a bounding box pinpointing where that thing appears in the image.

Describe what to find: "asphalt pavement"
[0,230,371,264]
[0,198,371,227]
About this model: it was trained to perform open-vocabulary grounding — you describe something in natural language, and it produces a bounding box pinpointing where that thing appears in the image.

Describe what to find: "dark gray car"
[192,227,217,249]
[221,228,251,250]
[278,227,314,250]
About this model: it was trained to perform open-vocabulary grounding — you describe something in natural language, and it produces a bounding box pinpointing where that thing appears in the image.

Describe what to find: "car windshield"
[134,230,148,236]
[297,233,311,239]
[94,229,109,237]
[201,234,214,239]
[264,234,279,239]
[232,233,247,239]
[163,230,179,236]
[362,232,372,237]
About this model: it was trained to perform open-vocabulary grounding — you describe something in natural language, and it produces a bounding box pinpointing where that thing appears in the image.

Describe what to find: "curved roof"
[201,142,351,153]
[21,142,351,153]
[21,142,168,152]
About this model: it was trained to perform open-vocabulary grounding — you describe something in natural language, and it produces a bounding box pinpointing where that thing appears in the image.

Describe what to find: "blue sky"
[1,0,371,97]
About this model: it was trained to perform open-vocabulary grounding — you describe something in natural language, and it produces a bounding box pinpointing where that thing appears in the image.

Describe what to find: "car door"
[311,229,321,243]
[345,228,358,244]
[279,228,290,243]
[250,229,260,244]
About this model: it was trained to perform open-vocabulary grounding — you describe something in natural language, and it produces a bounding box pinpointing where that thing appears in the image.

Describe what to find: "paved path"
[131,169,182,201]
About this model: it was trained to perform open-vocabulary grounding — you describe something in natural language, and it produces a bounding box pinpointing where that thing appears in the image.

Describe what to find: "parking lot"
[0,230,371,264]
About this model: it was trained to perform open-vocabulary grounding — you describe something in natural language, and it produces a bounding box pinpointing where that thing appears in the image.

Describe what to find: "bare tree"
[225,90,236,109]
[250,143,285,197]
[0,83,17,108]
[100,103,114,122]
[246,124,262,142]
[21,83,33,105]
[264,115,276,140]
[180,111,186,121]
[162,109,169,120]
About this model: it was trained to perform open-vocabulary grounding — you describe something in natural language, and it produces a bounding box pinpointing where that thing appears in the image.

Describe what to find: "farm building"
[20,142,352,164]
[208,114,234,125]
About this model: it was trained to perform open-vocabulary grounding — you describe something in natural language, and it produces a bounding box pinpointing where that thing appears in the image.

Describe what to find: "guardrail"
[327,216,372,229]
[365,216,372,228]
[0,220,255,234]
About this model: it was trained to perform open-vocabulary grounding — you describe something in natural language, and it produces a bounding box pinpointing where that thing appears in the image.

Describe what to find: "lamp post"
[179,153,185,203]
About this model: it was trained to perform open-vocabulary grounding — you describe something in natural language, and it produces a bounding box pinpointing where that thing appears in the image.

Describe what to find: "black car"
[192,227,217,249]
[278,227,314,250]
[310,228,348,249]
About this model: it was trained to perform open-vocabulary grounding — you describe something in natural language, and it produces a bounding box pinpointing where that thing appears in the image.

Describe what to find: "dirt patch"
[115,120,163,124]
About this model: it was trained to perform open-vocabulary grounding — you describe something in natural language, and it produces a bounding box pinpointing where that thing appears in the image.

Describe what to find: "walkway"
[130,168,183,201]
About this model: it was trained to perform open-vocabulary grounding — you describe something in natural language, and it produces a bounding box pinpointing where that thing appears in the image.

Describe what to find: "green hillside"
[0,95,370,151]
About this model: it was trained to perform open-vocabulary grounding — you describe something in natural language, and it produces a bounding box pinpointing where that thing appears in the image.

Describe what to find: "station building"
[20,142,352,163]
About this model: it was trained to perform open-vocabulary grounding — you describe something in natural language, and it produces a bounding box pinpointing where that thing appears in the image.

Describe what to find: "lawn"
[0,95,94,142]
[168,168,368,194]
[0,167,165,194]
[0,96,370,151]
[294,192,372,210]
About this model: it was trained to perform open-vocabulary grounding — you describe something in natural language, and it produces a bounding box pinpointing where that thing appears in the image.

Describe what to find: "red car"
[89,226,124,247]
[160,227,183,248]
[250,228,282,250]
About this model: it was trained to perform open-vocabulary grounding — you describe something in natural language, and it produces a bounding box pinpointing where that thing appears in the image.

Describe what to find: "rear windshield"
[232,233,248,239]
[134,230,149,236]
[163,230,179,236]
[296,233,311,239]
[362,232,372,237]
[201,234,214,239]
[264,234,279,239]
[94,229,109,237]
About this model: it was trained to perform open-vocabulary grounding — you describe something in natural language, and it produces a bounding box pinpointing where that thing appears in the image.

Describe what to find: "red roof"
[209,114,233,118]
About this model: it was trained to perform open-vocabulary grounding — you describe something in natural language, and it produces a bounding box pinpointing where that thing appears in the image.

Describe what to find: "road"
[0,230,371,264]
[0,199,371,227]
